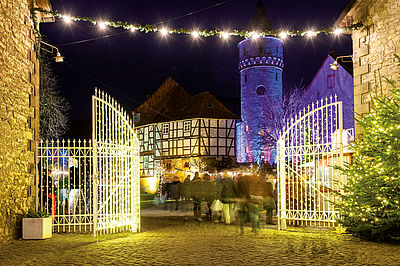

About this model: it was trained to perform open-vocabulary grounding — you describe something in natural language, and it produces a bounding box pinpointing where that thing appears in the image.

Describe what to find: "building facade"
[0,0,53,241]
[236,0,284,165]
[335,0,400,138]
[303,54,355,130]
[134,78,237,193]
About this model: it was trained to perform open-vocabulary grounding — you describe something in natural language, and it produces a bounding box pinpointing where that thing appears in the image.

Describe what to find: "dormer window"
[208,103,214,108]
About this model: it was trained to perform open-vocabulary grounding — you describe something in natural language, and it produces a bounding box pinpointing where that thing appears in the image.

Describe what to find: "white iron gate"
[277,96,348,229]
[37,89,140,236]
[92,89,140,236]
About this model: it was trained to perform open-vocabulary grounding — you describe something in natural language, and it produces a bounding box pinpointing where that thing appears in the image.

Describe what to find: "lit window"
[208,103,214,108]
[327,74,335,89]
[246,147,249,153]
[256,86,266,96]
[184,121,191,133]
[165,161,172,170]
[163,124,169,134]
[245,125,249,132]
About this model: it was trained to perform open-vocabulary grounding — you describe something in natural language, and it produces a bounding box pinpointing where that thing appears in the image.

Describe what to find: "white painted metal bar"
[37,88,140,235]
[277,96,346,228]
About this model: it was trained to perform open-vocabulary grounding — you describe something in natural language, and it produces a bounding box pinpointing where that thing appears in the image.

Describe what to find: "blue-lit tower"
[236,0,284,165]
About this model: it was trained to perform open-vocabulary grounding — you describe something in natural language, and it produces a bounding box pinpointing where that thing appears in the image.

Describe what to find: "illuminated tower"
[236,0,284,165]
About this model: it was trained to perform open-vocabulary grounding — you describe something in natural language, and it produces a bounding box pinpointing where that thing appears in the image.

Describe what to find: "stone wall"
[351,0,400,137]
[0,0,39,241]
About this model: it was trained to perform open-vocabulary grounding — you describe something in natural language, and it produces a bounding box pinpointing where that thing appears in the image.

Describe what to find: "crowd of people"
[160,172,278,234]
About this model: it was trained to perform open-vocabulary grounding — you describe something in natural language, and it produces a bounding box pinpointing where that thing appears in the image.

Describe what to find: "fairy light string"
[32,7,364,41]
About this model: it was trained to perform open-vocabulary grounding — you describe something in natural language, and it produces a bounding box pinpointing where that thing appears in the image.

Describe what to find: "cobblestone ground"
[1,202,400,265]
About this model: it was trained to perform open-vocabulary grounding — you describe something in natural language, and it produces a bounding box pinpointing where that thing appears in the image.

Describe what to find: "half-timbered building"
[133,77,238,193]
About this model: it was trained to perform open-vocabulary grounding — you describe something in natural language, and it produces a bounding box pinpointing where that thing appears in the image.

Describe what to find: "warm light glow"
[98,21,107,30]
[306,30,317,37]
[63,15,72,23]
[333,28,343,35]
[130,27,136,33]
[279,31,288,39]
[160,28,169,36]
[192,30,200,38]
[330,61,339,70]
[221,31,230,39]
[251,32,260,39]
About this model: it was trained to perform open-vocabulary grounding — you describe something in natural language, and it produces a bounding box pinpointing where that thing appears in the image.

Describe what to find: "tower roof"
[248,0,272,31]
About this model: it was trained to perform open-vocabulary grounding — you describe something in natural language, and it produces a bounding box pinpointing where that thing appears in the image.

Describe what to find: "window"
[184,121,191,133]
[163,124,169,134]
[245,74,247,83]
[276,73,278,81]
[183,160,190,168]
[327,74,335,89]
[208,103,214,108]
[256,85,266,96]
[245,125,249,132]
[165,161,172,170]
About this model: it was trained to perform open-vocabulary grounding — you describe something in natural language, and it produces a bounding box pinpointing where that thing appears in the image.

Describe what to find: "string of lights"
[32,7,364,41]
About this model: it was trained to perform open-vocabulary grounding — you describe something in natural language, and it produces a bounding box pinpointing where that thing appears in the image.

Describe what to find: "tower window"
[276,73,278,81]
[245,74,247,83]
[256,86,266,96]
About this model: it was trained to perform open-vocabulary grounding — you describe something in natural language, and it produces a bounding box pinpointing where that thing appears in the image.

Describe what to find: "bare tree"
[39,53,69,139]
[264,82,306,146]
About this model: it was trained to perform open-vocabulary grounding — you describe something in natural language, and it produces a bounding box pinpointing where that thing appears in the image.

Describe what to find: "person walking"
[220,176,236,225]
[264,175,277,225]
[246,174,266,234]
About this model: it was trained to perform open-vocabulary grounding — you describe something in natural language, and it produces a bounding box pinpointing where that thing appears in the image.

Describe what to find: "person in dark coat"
[246,174,267,234]
[191,172,203,220]
[168,176,182,210]
[220,177,236,224]
[234,174,249,234]
[264,176,276,225]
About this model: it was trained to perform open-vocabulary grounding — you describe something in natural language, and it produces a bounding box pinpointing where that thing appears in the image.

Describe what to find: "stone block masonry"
[0,0,40,241]
[350,0,400,137]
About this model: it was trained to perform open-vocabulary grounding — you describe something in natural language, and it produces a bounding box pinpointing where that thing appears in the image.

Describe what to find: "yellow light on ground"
[279,31,288,39]
[63,15,72,23]
[192,30,200,38]
[333,28,343,35]
[98,21,107,30]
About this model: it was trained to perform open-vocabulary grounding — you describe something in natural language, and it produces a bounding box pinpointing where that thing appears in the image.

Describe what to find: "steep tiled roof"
[248,0,272,31]
[134,77,238,126]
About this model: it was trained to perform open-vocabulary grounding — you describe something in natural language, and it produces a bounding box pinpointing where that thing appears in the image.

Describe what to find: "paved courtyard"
[1,202,400,265]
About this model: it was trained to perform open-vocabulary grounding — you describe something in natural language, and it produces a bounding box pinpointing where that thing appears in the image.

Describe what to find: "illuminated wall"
[237,36,284,165]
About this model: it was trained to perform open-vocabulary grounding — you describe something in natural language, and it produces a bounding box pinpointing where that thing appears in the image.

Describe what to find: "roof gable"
[134,77,238,126]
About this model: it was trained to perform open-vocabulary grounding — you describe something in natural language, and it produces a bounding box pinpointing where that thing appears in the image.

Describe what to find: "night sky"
[40,0,352,137]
